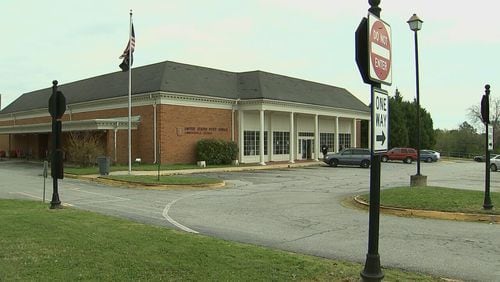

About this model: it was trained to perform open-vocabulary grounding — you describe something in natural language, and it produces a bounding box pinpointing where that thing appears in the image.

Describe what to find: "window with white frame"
[338,133,351,150]
[273,131,290,155]
[244,131,268,156]
[320,133,334,151]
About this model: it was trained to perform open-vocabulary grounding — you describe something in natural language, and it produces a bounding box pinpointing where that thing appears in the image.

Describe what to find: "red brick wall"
[1,103,242,164]
[68,106,154,164]
[0,115,52,126]
[0,135,9,153]
[159,105,233,164]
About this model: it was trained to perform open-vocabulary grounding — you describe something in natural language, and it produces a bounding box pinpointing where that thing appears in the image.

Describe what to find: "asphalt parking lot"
[0,159,499,281]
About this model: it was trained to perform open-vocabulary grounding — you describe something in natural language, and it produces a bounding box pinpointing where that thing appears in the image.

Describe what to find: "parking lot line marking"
[162,197,199,234]
[11,191,43,200]
[73,198,131,205]
[11,192,75,207]
[68,189,129,201]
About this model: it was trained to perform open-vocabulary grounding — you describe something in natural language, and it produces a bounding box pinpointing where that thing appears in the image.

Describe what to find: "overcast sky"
[1,0,499,130]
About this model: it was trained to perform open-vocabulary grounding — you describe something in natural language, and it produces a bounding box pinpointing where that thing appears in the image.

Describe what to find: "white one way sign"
[372,88,389,153]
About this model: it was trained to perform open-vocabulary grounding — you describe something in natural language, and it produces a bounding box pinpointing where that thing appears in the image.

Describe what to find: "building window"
[264,131,268,155]
[339,133,351,150]
[320,133,334,151]
[273,131,290,155]
[244,131,268,156]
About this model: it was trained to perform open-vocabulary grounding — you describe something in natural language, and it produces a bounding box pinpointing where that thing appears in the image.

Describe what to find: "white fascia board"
[0,116,141,134]
[238,99,371,120]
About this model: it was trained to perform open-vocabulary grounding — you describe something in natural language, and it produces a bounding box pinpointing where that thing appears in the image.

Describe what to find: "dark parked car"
[324,148,371,168]
[381,147,417,164]
[420,149,438,162]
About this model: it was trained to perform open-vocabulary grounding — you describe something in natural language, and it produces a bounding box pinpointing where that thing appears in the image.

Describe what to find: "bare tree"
[467,96,500,132]
[66,131,105,167]
[467,96,500,152]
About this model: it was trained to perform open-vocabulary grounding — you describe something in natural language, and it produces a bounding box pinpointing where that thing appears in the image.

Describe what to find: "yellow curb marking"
[353,195,499,224]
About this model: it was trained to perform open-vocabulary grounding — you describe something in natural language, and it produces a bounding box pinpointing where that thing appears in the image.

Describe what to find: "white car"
[423,149,440,160]
[490,155,500,171]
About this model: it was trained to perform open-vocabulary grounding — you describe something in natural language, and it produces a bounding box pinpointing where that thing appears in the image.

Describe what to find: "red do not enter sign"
[368,14,392,85]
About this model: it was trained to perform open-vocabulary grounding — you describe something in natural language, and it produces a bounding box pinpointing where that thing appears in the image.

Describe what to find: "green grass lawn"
[0,199,442,281]
[101,175,223,185]
[359,186,500,215]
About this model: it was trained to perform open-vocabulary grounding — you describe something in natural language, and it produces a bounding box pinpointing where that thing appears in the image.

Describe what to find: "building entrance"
[298,139,313,160]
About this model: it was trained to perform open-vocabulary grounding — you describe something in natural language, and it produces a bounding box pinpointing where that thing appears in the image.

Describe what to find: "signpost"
[48,80,66,209]
[355,1,390,281]
[43,161,48,203]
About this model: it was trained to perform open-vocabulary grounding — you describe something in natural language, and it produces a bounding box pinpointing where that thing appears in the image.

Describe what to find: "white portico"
[237,100,370,164]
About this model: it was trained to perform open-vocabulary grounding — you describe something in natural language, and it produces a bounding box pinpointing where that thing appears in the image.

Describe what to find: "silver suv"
[324,148,371,168]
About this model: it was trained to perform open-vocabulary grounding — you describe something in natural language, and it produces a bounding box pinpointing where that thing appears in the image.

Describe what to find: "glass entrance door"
[299,139,313,160]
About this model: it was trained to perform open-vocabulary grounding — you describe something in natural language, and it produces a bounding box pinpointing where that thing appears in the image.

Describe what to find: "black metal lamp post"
[360,2,385,281]
[408,14,427,186]
[482,85,494,210]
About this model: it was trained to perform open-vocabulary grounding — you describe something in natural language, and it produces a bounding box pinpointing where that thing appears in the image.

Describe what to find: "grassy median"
[101,175,223,186]
[0,199,442,281]
[359,186,500,215]
[64,163,240,175]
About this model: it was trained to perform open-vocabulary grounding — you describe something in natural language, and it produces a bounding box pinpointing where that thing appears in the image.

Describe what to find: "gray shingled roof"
[1,60,368,114]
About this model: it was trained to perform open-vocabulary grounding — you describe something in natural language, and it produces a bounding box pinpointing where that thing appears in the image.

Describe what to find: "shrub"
[196,139,238,165]
[66,131,105,167]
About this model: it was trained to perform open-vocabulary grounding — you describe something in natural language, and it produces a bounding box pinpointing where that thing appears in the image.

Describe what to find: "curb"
[64,161,322,178]
[66,174,226,190]
[110,161,322,176]
[353,195,499,224]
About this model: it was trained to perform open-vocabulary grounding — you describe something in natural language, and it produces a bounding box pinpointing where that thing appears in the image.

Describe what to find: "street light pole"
[408,14,427,187]
[414,28,421,176]
[483,85,494,210]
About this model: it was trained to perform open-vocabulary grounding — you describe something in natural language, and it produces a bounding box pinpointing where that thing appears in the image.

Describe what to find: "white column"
[352,118,357,148]
[335,116,339,152]
[289,112,295,163]
[314,114,319,161]
[259,110,266,165]
[239,110,244,163]
[269,112,273,162]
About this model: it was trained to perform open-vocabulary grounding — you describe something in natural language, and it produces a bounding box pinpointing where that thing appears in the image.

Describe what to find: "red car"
[381,147,417,164]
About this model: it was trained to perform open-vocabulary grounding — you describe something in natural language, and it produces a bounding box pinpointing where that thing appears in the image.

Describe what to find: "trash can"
[96,156,110,175]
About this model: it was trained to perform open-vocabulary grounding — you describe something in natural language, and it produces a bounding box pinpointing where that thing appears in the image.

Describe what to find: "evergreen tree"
[388,89,435,149]
[388,89,409,147]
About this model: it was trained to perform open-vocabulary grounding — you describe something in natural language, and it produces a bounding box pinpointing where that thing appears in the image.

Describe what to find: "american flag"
[119,24,135,72]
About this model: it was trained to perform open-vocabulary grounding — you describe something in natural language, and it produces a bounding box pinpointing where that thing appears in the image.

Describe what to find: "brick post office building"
[0,61,370,165]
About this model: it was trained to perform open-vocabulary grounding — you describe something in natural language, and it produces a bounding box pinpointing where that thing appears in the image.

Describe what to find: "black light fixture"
[407,14,423,32]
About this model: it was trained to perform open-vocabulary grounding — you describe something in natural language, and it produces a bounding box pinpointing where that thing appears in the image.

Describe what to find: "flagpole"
[128,9,132,175]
